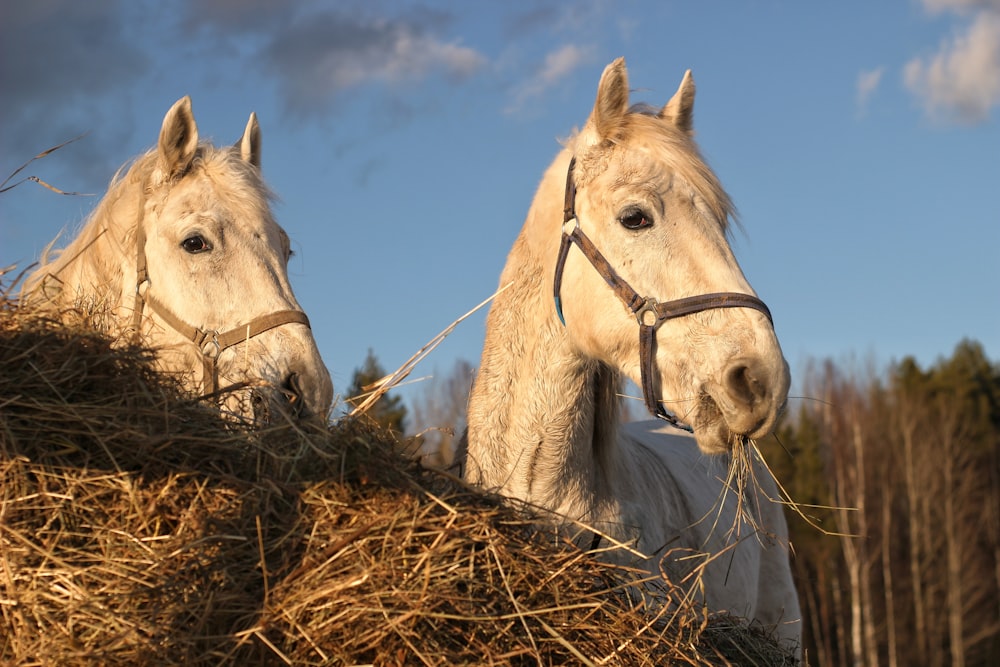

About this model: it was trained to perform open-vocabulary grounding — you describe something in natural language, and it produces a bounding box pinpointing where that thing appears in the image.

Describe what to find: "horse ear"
[237,112,261,168]
[158,96,199,180]
[659,70,695,134]
[589,57,630,141]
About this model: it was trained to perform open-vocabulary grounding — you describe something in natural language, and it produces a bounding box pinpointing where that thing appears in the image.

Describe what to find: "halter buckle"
[635,298,660,328]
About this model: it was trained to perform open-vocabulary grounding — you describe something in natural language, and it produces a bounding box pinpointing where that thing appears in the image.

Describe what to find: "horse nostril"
[724,361,766,410]
[282,372,305,417]
[250,389,271,424]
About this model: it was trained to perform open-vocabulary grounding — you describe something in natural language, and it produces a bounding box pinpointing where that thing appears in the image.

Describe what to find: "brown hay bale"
[0,298,798,666]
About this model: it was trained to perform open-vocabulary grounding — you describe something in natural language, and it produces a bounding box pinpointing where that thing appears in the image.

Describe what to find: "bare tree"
[895,386,930,663]
[408,359,475,468]
[940,401,967,667]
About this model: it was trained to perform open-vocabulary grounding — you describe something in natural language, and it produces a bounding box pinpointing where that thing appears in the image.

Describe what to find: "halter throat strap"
[553,157,773,430]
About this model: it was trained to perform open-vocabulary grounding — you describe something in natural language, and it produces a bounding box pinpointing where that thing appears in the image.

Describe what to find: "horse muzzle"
[695,356,790,453]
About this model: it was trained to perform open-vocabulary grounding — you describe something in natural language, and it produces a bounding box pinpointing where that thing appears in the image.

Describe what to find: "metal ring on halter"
[635,298,660,328]
[200,332,221,359]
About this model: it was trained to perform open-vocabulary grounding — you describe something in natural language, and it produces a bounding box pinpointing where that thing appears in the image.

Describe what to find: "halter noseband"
[552,157,773,431]
[130,179,311,397]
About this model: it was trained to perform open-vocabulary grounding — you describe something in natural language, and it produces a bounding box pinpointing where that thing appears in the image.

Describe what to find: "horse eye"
[181,235,211,254]
[619,208,653,230]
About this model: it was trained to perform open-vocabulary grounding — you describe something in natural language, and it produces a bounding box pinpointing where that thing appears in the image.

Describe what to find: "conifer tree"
[346,348,407,434]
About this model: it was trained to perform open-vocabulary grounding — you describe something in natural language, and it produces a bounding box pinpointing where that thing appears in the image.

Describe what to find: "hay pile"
[0,297,797,665]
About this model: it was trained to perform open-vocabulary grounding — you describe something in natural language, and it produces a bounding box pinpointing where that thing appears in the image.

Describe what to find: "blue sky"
[2,0,998,417]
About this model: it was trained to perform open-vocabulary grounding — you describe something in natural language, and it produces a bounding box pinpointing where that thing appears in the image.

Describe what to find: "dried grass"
[0,294,797,666]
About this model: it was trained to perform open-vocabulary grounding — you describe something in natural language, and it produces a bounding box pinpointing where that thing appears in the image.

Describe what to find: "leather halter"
[552,157,773,431]
[129,178,311,396]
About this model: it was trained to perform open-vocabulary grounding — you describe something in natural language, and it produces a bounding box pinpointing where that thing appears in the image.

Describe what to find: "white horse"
[462,59,801,652]
[23,97,333,421]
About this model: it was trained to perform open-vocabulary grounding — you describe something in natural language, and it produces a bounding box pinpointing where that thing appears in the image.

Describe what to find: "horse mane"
[568,104,736,235]
[21,156,146,307]
[590,360,624,479]
[23,141,274,309]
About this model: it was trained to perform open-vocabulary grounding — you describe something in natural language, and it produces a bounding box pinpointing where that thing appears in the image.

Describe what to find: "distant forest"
[760,339,999,667]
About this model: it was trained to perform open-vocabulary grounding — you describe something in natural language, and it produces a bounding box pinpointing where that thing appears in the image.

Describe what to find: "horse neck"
[465,211,624,524]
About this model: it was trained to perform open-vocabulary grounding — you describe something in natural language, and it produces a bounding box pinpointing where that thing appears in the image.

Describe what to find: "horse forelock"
[570,110,735,235]
[151,143,275,216]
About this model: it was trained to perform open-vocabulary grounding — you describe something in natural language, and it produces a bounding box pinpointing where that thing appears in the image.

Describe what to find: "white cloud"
[505,44,590,115]
[313,30,482,92]
[856,67,884,114]
[905,10,1000,123]
[264,13,486,116]
[538,44,589,85]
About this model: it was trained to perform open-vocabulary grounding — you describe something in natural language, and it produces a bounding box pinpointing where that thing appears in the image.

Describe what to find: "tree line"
[761,339,999,667]
[349,339,999,666]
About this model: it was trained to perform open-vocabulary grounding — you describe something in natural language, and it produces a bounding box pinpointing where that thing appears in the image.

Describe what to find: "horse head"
[132,96,333,421]
[543,59,789,454]
[26,96,333,422]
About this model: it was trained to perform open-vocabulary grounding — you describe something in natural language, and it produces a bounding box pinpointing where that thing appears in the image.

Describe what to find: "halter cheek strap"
[552,157,774,431]
[130,178,311,396]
